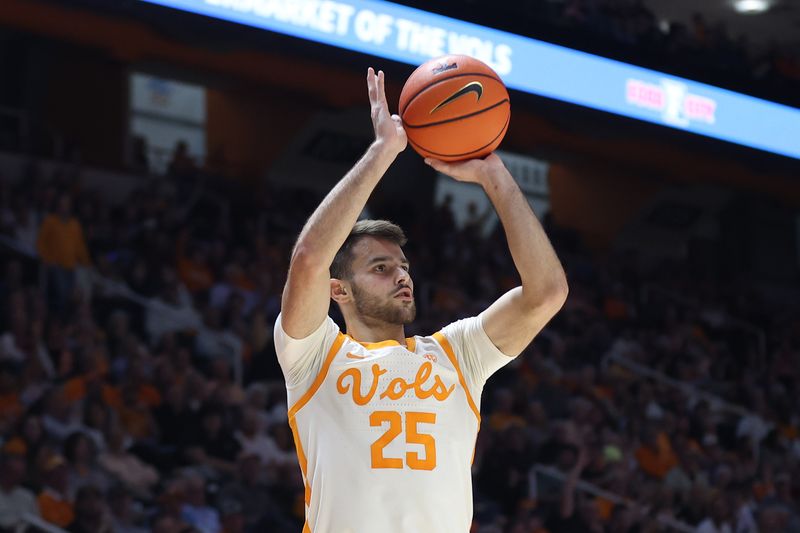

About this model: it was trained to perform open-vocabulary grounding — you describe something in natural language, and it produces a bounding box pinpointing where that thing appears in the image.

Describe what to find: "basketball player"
[275,67,568,532]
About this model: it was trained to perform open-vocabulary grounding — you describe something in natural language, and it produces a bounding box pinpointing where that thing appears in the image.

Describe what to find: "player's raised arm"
[281,68,407,339]
[425,153,568,356]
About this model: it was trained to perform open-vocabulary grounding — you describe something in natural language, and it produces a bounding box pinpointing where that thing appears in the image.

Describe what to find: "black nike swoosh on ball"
[430,81,484,114]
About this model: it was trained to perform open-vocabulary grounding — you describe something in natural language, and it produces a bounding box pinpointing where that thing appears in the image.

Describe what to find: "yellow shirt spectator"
[36,213,91,270]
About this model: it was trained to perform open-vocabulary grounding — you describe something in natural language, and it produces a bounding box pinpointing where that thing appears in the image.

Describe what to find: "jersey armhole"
[431,332,481,423]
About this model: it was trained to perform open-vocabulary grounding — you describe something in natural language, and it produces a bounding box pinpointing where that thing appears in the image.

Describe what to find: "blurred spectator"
[81,399,110,452]
[180,471,221,533]
[234,407,292,470]
[108,485,148,533]
[0,438,39,530]
[36,193,91,313]
[131,135,150,175]
[66,485,112,533]
[185,404,241,477]
[146,274,202,344]
[152,513,186,533]
[98,424,159,498]
[41,387,83,442]
[168,140,198,181]
[546,444,604,532]
[37,454,74,528]
[218,500,245,533]
[635,423,679,480]
[695,491,734,533]
[154,381,199,465]
[63,431,110,500]
[0,362,23,435]
[218,452,294,532]
[177,238,214,295]
[5,202,40,256]
[0,142,798,533]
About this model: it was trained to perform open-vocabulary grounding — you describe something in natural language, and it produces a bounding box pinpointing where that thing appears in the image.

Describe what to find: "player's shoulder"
[437,315,483,342]
[414,315,481,351]
[273,313,342,351]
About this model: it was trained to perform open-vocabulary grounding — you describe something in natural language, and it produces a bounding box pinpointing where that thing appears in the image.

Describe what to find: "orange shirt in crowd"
[36,214,91,270]
[37,489,74,527]
[0,393,23,432]
[635,432,679,479]
[488,412,527,432]
[596,496,616,521]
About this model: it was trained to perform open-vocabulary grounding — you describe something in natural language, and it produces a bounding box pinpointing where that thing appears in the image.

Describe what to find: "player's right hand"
[424,152,508,186]
[367,67,407,155]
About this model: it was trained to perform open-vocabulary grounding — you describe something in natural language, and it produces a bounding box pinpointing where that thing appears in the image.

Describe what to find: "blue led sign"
[140,0,800,159]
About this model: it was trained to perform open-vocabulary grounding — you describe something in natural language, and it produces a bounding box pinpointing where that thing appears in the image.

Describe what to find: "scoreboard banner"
[140,0,800,160]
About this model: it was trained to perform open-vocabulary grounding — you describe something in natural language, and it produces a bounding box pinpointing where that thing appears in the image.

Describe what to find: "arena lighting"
[139,0,800,160]
[733,0,771,13]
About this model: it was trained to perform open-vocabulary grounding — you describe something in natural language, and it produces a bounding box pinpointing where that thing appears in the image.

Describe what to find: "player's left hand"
[424,153,508,185]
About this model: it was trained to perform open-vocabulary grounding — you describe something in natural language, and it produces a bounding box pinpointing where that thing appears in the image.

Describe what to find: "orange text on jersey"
[336,361,455,405]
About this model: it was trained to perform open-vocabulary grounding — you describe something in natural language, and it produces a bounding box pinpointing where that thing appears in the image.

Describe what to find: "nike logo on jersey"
[430,81,483,114]
[346,352,366,360]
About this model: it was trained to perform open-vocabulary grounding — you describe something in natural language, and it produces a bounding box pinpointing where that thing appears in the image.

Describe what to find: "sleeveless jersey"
[274,314,512,533]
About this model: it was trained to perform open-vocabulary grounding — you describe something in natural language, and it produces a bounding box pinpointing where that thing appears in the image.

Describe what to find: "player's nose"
[395,266,410,286]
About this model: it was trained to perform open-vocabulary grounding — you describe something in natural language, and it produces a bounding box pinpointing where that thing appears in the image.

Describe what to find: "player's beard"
[351,281,416,325]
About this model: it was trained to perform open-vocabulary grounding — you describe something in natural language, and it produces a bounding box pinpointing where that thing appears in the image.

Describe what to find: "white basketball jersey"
[274,314,512,533]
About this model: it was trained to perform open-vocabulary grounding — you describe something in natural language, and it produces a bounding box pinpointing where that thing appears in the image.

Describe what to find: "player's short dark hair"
[330,220,407,280]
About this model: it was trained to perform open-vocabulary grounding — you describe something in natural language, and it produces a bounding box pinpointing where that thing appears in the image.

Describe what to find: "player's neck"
[344,316,406,346]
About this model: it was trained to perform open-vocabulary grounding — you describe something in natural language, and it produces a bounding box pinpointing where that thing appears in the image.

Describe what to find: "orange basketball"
[399,55,510,162]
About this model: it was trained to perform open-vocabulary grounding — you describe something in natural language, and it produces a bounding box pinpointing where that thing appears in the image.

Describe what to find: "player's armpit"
[480,285,568,357]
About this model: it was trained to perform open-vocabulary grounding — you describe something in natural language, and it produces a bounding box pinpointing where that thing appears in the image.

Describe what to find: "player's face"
[348,237,415,325]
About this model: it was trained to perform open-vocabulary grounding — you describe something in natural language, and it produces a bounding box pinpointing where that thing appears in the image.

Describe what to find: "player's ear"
[330,279,351,304]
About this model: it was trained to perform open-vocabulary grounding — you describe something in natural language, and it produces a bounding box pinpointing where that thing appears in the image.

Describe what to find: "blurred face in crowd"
[46,461,69,491]
[557,446,577,470]
[56,194,72,218]
[710,494,730,524]
[85,402,107,430]
[166,383,186,410]
[109,489,133,520]
[107,426,127,453]
[238,453,261,485]
[23,415,43,444]
[579,497,603,531]
[153,515,182,533]
[202,411,223,435]
[336,237,415,326]
[241,408,260,437]
[74,487,105,525]
[1,455,26,486]
[759,506,789,531]
[184,475,206,507]
[71,434,93,464]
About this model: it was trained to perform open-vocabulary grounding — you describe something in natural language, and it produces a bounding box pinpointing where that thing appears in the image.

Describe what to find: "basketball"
[399,55,511,162]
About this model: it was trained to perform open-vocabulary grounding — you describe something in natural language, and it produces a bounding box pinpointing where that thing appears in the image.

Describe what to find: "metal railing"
[602,351,754,419]
[533,464,694,533]
[15,513,68,533]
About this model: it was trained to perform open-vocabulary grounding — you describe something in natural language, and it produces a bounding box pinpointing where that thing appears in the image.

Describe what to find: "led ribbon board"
[140,0,800,160]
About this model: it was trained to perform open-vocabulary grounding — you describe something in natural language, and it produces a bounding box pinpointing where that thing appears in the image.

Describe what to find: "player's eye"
[374,265,385,272]
[401,265,410,272]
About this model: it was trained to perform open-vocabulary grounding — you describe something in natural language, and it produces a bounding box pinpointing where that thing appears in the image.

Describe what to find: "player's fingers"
[367,67,379,106]
[424,158,448,173]
[377,70,388,107]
